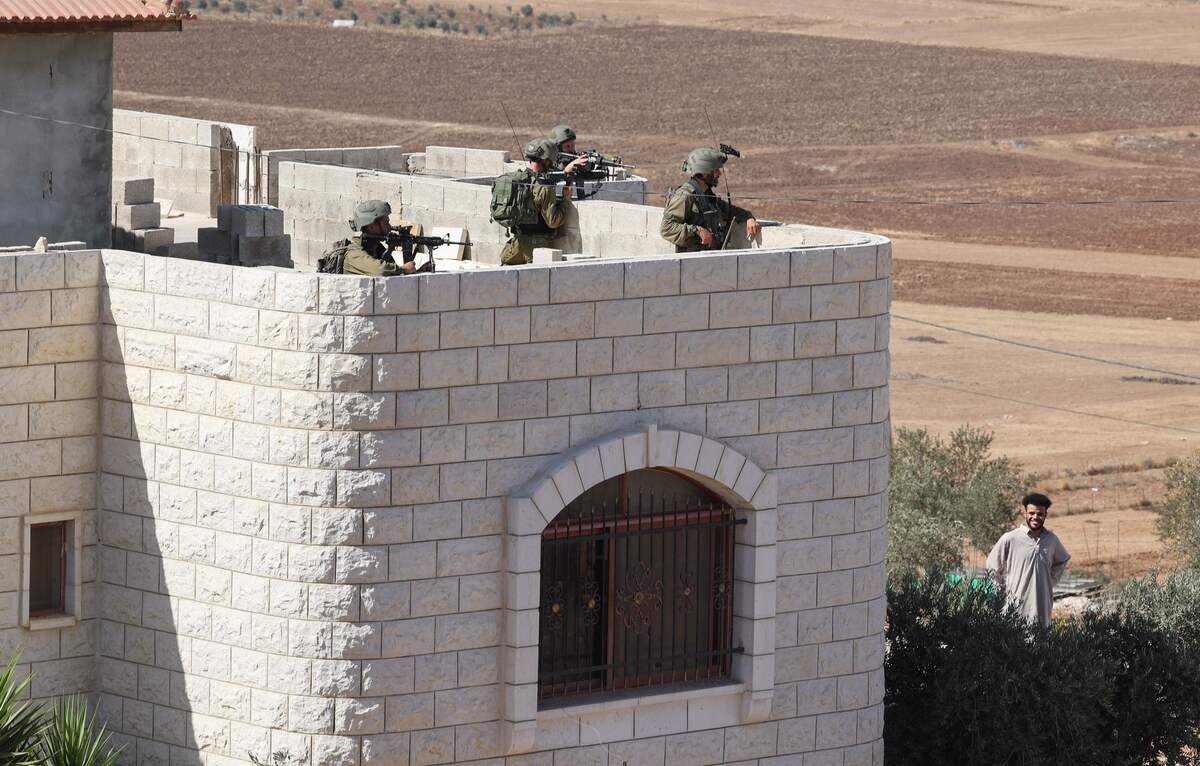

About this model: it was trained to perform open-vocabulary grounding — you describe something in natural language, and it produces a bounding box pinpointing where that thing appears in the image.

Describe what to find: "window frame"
[536,469,743,705]
[502,426,779,756]
[21,512,81,630]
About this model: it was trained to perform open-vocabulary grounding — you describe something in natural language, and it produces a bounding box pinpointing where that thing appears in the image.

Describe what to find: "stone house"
[0,0,184,248]
[2,136,890,765]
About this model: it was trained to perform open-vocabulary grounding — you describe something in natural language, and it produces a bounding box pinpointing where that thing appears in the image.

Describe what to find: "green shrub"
[889,425,1031,576]
[519,3,531,15]
[1108,568,1200,650]
[886,571,1200,766]
[1156,452,1200,568]
[0,659,44,765]
[38,697,122,766]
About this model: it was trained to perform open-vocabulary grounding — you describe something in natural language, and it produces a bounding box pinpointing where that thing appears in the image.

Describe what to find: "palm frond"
[39,695,123,766]
[0,658,45,766]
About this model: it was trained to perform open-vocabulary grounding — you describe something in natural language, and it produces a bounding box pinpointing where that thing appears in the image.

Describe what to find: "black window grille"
[538,469,745,704]
[29,522,67,617]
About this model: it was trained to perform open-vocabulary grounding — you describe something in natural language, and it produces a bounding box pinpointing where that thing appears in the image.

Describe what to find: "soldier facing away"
[660,148,761,252]
[330,200,417,277]
[489,138,587,266]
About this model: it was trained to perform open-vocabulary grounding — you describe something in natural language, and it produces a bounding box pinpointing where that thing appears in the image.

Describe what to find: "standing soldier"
[660,147,761,253]
[490,138,586,266]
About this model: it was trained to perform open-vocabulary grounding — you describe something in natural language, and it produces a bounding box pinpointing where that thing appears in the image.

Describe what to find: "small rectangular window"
[29,522,67,617]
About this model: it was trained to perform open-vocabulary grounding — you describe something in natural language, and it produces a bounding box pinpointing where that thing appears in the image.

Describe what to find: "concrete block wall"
[275,161,827,270]
[262,147,410,207]
[0,250,102,698]
[0,33,114,248]
[113,110,257,217]
[81,240,890,766]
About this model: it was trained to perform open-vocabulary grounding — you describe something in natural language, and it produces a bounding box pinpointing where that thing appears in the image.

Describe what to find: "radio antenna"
[499,101,524,159]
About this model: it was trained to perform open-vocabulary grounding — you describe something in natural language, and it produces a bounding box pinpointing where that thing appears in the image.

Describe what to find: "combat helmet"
[350,199,391,231]
[524,138,560,166]
[683,147,727,175]
[549,124,576,147]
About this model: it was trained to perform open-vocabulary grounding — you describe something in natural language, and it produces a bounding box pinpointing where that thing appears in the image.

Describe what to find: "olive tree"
[1156,452,1200,569]
[888,425,1031,577]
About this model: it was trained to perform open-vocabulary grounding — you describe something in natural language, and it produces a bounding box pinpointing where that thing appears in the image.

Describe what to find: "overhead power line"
[892,315,1200,382]
[902,377,1200,436]
[6,105,1200,208]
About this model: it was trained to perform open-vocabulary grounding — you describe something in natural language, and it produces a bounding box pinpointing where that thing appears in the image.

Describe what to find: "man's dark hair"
[1022,492,1052,510]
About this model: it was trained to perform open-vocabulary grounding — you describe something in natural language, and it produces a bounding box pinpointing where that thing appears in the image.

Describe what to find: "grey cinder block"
[114,202,161,231]
[236,234,292,268]
[263,206,285,237]
[198,227,233,258]
[140,227,174,253]
[161,242,201,260]
[229,206,265,236]
[47,241,87,251]
[118,177,155,205]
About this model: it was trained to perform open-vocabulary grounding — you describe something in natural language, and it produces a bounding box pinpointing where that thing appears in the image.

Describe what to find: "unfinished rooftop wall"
[112,110,258,217]
[275,159,851,270]
[0,235,890,766]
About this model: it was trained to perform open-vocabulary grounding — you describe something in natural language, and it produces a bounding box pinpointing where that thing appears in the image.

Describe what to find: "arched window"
[538,468,744,704]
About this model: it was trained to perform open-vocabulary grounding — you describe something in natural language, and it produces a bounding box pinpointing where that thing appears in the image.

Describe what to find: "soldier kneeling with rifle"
[319,200,465,276]
[660,147,761,253]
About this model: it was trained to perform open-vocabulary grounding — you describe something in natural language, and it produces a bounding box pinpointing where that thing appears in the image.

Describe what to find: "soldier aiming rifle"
[660,145,761,253]
[318,199,467,276]
[489,139,581,266]
[547,124,635,193]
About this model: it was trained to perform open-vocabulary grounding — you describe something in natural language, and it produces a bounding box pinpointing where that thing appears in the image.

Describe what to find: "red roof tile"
[0,0,189,25]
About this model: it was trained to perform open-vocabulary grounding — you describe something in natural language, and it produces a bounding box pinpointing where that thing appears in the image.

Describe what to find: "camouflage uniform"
[498,173,569,265]
[328,200,409,277]
[660,148,754,253]
[495,139,571,266]
[341,234,405,277]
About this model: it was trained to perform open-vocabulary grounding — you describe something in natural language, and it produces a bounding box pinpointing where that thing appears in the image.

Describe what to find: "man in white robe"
[986,493,1071,628]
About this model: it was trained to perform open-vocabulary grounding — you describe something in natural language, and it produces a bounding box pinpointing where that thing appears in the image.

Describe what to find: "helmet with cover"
[350,199,391,231]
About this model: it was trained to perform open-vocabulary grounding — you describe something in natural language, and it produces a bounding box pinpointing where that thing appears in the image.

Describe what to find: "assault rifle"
[539,149,636,200]
[362,226,469,273]
[556,149,635,178]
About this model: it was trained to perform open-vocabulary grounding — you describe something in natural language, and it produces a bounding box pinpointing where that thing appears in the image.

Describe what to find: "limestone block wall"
[113,110,257,216]
[86,241,889,766]
[0,250,101,697]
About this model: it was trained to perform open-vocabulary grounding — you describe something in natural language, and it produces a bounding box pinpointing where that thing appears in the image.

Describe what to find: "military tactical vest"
[317,239,353,274]
[687,178,728,251]
[490,169,539,230]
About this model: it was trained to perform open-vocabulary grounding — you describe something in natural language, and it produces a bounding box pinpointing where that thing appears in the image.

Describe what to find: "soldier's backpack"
[317,239,353,274]
[489,169,538,230]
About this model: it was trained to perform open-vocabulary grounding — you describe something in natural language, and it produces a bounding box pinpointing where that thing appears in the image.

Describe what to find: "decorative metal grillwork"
[537,472,745,703]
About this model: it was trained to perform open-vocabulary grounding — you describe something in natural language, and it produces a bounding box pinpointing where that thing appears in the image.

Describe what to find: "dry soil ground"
[111,6,1200,577]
